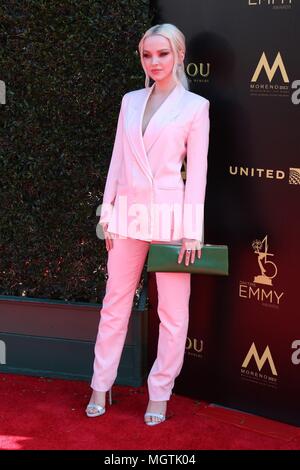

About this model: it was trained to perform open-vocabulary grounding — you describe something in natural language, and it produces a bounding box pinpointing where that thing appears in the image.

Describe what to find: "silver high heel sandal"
[144,399,168,426]
[86,388,113,417]
[144,412,166,426]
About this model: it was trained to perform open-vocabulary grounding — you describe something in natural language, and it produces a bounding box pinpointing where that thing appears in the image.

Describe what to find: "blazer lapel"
[124,81,186,183]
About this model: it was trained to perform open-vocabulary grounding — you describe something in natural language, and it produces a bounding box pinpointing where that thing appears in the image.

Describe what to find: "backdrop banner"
[147,0,300,426]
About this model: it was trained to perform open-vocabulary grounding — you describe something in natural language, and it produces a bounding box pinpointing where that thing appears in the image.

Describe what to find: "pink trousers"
[90,236,191,401]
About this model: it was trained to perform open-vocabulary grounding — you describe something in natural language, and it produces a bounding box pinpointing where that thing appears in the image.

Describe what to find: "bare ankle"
[91,390,106,406]
[146,399,167,413]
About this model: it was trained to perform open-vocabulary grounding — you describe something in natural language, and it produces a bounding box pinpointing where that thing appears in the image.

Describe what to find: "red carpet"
[0,373,299,450]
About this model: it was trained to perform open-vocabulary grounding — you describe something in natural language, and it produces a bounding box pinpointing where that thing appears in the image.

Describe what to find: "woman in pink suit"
[86,23,210,425]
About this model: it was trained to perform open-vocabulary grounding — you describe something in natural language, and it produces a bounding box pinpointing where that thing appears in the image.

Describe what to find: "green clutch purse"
[147,243,229,275]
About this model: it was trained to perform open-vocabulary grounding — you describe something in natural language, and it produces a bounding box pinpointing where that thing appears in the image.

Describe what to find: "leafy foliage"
[0,0,153,302]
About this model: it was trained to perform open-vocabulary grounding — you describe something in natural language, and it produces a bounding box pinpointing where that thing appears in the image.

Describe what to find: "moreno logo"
[251,52,289,83]
[242,342,278,375]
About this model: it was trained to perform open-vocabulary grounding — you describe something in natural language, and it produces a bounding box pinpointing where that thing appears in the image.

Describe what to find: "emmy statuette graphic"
[252,235,278,286]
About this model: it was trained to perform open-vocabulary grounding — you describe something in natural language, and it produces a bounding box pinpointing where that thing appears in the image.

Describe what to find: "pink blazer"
[99,81,210,242]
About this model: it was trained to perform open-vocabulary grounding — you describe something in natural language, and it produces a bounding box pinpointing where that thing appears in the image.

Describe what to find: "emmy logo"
[252,235,278,286]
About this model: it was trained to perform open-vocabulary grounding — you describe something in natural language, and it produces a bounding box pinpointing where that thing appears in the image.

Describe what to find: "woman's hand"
[101,223,114,251]
[178,238,202,266]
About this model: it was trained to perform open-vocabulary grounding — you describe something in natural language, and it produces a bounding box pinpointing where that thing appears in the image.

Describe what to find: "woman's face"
[142,34,175,83]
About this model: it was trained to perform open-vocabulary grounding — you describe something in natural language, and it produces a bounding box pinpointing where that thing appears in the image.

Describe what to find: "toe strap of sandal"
[87,403,105,412]
[144,412,165,419]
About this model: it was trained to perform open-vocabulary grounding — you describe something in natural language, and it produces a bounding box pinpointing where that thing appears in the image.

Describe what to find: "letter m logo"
[251,52,289,83]
[242,342,277,375]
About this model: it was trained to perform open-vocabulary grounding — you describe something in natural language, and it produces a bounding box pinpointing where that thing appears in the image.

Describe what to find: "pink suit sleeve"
[99,95,126,226]
[183,99,210,242]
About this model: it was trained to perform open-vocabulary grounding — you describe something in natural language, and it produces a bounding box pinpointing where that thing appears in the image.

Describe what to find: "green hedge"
[0,0,153,302]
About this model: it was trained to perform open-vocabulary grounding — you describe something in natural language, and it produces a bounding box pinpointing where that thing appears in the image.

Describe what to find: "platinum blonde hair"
[138,23,189,90]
